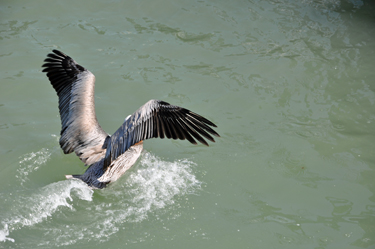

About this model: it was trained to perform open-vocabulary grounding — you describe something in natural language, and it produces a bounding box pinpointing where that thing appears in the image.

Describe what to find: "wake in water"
[0,179,93,243]
[0,150,201,246]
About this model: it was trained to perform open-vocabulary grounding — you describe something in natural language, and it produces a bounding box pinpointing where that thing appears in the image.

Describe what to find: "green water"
[1,0,375,248]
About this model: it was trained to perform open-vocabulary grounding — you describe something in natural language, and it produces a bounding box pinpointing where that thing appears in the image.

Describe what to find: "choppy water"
[1,0,375,248]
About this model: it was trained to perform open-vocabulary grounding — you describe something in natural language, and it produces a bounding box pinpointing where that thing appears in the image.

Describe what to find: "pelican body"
[42,50,219,189]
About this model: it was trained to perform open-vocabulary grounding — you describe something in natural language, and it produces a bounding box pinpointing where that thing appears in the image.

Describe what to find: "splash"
[16,148,51,185]
[0,224,14,243]
[0,180,93,243]
[36,152,202,246]
[124,152,201,221]
[1,152,201,246]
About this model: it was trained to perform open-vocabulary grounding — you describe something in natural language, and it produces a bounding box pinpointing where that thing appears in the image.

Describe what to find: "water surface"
[1,0,375,248]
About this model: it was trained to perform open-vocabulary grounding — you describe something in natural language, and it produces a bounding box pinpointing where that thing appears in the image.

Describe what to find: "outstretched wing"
[42,50,109,166]
[103,99,220,168]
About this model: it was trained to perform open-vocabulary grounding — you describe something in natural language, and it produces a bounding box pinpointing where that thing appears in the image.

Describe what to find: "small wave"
[0,180,93,243]
[104,152,201,222]
[129,152,201,214]
[36,152,201,246]
[1,152,200,246]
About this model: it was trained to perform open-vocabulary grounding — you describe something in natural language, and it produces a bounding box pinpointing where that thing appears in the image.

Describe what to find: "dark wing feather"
[103,99,220,169]
[42,50,109,166]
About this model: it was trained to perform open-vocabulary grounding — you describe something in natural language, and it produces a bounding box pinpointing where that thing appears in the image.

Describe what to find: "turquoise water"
[1,0,375,248]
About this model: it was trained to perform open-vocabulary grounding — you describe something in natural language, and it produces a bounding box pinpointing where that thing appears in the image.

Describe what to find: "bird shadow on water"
[0,149,201,247]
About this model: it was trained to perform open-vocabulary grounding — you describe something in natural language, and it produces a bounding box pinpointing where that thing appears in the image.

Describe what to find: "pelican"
[42,50,220,189]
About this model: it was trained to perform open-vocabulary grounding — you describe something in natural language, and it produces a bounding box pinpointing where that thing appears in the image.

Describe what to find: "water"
[1,0,374,248]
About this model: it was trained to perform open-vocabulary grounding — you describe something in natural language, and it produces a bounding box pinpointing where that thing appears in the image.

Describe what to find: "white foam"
[0,180,93,243]
[16,148,51,185]
[0,224,14,243]
[1,152,200,246]
[67,152,202,242]
[124,152,201,221]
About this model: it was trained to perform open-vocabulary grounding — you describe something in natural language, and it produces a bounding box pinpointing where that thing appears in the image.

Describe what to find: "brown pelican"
[42,50,220,189]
